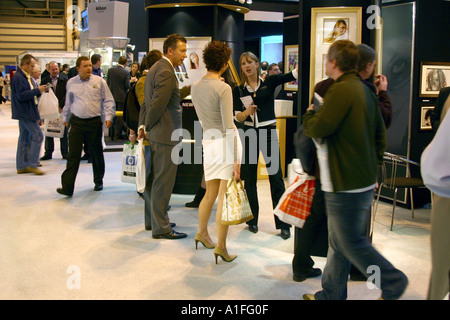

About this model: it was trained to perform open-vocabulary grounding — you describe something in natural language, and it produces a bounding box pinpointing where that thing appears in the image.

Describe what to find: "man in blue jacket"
[11,54,47,175]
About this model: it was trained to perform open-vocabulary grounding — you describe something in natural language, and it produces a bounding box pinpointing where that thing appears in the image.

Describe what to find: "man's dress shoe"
[152,230,187,240]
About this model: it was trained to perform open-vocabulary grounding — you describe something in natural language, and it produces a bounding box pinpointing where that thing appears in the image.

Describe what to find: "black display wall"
[118,0,149,56]
[410,0,450,161]
[146,6,244,70]
[144,3,246,193]
[404,0,450,207]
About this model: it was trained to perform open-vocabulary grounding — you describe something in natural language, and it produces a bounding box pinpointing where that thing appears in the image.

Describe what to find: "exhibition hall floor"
[0,101,432,300]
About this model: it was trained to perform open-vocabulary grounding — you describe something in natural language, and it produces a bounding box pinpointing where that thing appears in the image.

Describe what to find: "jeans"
[315,190,408,300]
[16,119,43,170]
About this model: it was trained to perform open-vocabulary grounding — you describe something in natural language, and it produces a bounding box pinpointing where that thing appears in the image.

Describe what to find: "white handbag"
[221,178,254,225]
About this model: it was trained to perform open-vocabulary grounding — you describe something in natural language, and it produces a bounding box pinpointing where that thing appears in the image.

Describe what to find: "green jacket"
[303,72,386,192]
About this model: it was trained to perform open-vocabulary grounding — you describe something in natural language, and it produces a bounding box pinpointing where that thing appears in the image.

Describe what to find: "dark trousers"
[44,126,68,157]
[240,126,290,230]
[293,179,328,274]
[144,141,177,235]
[112,101,126,139]
[292,179,368,278]
[61,115,104,193]
[0,87,6,103]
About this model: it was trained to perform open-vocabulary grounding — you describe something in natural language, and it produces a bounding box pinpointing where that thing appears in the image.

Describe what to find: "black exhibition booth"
[95,0,450,257]
[110,0,450,209]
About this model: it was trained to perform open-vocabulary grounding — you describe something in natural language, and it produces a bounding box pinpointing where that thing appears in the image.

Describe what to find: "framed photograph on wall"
[420,105,434,131]
[149,37,211,92]
[419,62,450,98]
[227,58,241,87]
[284,45,298,91]
[310,7,362,101]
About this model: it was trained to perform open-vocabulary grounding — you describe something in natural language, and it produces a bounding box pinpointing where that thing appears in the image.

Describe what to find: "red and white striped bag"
[274,173,315,228]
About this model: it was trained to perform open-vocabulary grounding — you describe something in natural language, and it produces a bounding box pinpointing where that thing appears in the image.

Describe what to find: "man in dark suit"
[431,86,450,132]
[107,56,130,140]
[40,61,68,160]
[137,34,188,240]
[40,63,50,82]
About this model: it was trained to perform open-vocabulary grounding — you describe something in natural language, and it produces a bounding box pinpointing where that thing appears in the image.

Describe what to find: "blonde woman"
[324,19,348,43]
[233,52,298,239]
[191,41,241,263]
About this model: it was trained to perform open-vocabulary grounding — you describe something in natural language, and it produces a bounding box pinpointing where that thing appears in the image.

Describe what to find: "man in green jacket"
[302,40,408,300]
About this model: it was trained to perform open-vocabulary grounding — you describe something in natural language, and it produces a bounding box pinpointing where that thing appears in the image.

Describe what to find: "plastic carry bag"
[121,143,138,184]
[135,139,146,193]
[221,177,254,225]
[43,116,65,138]
[274,173,315,228]
[38,89,59,119]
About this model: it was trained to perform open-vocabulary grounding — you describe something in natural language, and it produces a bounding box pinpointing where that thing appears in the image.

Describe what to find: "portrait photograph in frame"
[323,18,350,44]
[149,36,211,91]
[420,105,435,131]
[226,58,241,87]
[419,62,450,98]
[310,7,362,101]
[284,45,298,91]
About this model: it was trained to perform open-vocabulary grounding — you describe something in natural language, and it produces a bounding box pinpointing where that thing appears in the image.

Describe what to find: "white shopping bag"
[135,139,146,193]
[121,143,138,184]
[43,116,65,138]
[38,90,59,119]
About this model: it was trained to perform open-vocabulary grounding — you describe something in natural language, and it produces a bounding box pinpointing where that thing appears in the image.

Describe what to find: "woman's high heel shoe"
[214,247,237,264]
[195,233,216,249]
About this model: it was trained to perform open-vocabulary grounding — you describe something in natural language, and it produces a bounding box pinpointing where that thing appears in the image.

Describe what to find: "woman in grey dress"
[191,41,241,263]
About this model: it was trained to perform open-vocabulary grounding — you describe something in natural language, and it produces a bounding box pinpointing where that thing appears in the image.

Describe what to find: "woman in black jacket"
[233,52,298,239]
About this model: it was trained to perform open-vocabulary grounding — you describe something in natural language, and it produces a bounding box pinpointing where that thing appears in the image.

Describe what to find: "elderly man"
[11,54,47,175]
[40,61,68,160]
[57,56,115,196]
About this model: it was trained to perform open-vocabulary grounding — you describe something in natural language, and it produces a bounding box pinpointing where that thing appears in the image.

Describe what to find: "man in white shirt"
[57,56,115,196]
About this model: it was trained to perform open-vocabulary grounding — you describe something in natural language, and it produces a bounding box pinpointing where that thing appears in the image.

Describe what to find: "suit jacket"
[106,65,130,104]
[41,74,68,109]
[67,66,78,79]
[140,58,181,146]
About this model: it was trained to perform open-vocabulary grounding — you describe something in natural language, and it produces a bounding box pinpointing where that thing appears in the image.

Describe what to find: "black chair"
[373,152,427,231]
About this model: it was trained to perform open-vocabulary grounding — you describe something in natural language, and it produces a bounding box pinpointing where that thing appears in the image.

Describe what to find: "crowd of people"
[8,34,449,300]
